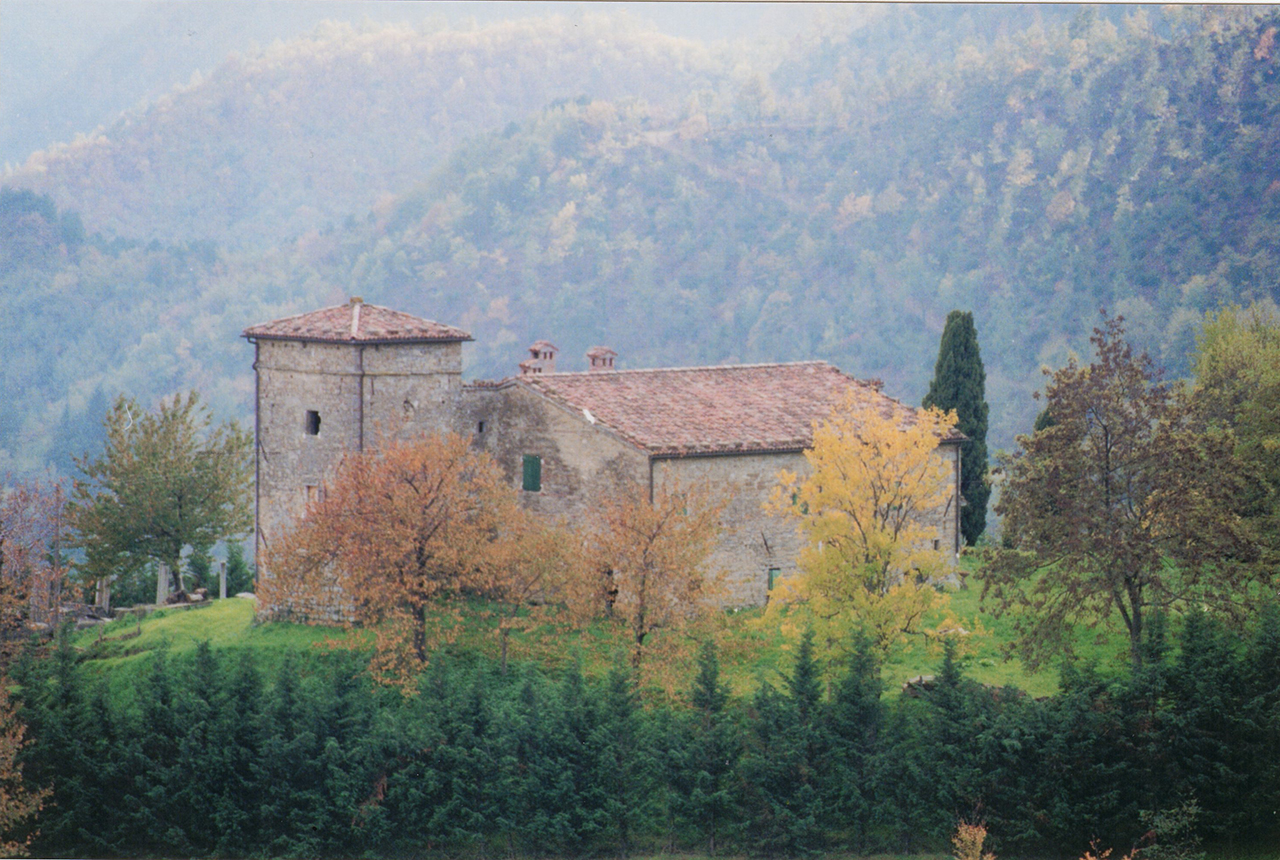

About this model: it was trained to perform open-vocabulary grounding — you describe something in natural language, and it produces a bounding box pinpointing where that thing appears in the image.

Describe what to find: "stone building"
[243,298,962,613]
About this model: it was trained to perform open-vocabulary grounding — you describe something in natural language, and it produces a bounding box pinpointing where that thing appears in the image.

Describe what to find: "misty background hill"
[3,3,1279,486]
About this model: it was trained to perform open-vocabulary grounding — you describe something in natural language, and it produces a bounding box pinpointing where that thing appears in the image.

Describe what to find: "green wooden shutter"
[522,454,542,492]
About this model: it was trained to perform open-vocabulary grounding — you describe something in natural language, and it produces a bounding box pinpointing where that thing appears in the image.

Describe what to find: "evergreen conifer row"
[11,609,1280,857]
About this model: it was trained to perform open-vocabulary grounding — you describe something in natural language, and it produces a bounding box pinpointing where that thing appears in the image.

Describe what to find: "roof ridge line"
[522,359,843,379]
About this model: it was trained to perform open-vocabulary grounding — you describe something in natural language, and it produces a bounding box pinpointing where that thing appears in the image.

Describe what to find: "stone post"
[156,562,168,605]
[219,560,227,600]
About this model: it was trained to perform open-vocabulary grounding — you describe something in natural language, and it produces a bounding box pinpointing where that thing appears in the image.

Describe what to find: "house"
[243,297,961,616]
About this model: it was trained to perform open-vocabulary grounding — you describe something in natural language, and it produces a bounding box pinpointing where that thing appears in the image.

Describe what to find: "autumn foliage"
[0,481,60,852]
[985,317,1259,668]
[771,392,958,656]
[952,822,996,860]
[263,433,517,688]
[0,479,68,643]
[582,481,724,674]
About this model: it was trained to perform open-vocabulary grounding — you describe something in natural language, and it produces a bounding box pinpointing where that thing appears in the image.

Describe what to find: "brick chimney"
[520,340,558,375]
[586,346,617,372]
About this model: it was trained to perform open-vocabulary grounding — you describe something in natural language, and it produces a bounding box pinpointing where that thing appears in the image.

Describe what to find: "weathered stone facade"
[244,299,962,621]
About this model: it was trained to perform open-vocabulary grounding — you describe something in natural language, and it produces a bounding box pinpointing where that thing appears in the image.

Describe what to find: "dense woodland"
[4,6,1280,478]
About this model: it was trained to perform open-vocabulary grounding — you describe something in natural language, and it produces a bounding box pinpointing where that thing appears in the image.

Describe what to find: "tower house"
[242,298,472,577]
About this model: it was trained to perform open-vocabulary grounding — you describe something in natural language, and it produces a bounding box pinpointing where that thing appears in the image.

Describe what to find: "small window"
[933,539,941,551]
[305,485,325,506]
[477,421,486,434]
[305,410,321,436]
[522,455,542,492]
[767,567,781,591]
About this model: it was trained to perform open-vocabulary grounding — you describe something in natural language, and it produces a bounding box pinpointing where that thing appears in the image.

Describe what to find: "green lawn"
[71,561,1138,703]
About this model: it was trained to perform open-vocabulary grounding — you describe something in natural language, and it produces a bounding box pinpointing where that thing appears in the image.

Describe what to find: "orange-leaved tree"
[263,433,514,690]
[0,479,58,853]
[475,513,590,675]
[583,480,724,675]
[0,681,47,856]
[770,391,958,658]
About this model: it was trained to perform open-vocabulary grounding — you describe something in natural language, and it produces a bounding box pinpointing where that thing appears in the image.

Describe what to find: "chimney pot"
[522,340,558,375]
[586,346,617,372]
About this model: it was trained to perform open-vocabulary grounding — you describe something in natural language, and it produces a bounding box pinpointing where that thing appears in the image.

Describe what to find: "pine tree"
[224,539,252,595]
[670,640,741,854]
[214,650,266,857]
[592,667,650,854]
[739,630,826,854]
[923,310,990,545]
[1242,602,1280,842]
[821,633,883,852]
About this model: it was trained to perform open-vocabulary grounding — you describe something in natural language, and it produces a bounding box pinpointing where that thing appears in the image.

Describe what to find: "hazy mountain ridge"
[4,14,728,247]
[4,5,1280,481]
[326,6,1280,448]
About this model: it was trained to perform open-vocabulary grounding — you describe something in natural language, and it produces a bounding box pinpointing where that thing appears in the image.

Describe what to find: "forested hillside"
[4,15,726,246]
[4,5,1280,479]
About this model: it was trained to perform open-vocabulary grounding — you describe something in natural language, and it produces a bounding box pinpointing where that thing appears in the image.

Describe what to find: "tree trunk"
[156,561,169,604]
[1128,588,1144,668]
[95,577,111,612]
[414,613,428,663]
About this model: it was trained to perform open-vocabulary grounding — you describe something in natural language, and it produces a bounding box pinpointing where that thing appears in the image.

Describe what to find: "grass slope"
[72,571,1137,703]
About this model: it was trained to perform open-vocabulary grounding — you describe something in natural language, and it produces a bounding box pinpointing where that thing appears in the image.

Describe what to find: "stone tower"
[242,298,472,578]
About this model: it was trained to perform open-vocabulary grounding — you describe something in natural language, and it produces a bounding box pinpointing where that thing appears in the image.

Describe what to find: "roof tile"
[517,361,951,456]
[243,300,471,344]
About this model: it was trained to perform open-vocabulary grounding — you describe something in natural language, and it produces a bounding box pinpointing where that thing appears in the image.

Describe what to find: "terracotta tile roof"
[517,361,955,457]
[243,299,471,344]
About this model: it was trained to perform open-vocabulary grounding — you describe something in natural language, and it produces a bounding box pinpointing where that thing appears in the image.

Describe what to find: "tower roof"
[243,298,472,344]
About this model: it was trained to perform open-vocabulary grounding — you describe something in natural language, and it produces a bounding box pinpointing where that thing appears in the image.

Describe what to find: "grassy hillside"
[74,575,1134,705]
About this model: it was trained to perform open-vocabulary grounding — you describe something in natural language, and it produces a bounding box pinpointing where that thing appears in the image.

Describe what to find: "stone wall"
[252,337,464,621]
[463,383,649,523]
[937,441,962,557]
[652,452,807,608]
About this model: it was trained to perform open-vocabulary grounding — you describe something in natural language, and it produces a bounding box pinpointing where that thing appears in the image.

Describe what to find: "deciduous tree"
[477,515,587,675]
[771,392,958,657]
[983,317,1258,668]
[1191,302,1280,565]
[582,481,723,674]
[0,478,68,640]
[0,680,48,856]
[924,310,991,545]
[263,434,514,689]
[67,393,251,604]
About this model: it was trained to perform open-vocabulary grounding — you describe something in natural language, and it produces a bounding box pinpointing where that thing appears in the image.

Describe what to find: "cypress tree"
[923,310,990,545]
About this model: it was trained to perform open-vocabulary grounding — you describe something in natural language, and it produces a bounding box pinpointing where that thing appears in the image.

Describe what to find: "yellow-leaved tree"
[770,391,959,657]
